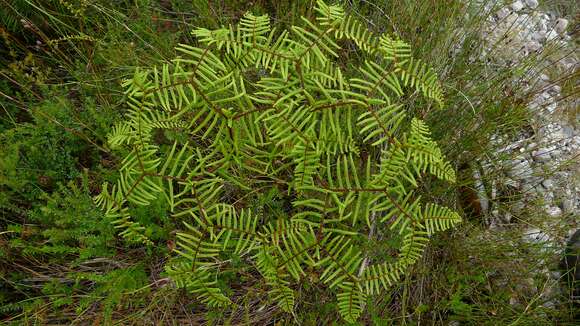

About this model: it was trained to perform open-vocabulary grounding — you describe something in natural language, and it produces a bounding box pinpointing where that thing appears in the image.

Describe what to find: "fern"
[97,0,460,322]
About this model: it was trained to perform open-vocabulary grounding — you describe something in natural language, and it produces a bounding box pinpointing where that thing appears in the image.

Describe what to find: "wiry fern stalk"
[95,0,461,322]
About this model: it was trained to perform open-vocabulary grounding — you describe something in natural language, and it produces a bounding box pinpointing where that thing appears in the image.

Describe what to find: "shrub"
[94,0,462,322]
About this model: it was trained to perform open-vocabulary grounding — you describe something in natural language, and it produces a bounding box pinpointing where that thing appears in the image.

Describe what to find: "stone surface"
[546,206,562,217]
[497,8,510,20]
[477,0,579,309]
[542,179,554,189]
[508,158,533,178]
[511,1,524,12]
[546,30,559,41]
[524,40,541,53]
[525,0,539,9]
[562,199,575,214]
[555,18,569,34]
[532,147,553,162]
[531,31,546,42]
[524,228,551,243]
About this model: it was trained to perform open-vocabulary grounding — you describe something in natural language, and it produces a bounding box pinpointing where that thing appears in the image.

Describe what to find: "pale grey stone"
[546,206,562,217]
[525,40,541,53]
[546,30,559,41]
[545,102,557,114]
[555,18,569,34]
[531,31,546,42]
[524,228,551,243]
[542,179,554,189]
[525,0,539,9]
[505,177,521,188]
[562,199,575,214]
[511,1,524,12]
[508,159,533,178]
[497,7,511,20]
[502,212,513,223]
[532,148,553,162]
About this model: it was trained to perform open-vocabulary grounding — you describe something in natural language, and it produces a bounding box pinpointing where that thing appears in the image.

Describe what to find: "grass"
[0,0,578,324]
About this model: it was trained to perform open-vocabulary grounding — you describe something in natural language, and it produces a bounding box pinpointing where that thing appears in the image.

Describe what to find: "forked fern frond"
[97,0,461,322]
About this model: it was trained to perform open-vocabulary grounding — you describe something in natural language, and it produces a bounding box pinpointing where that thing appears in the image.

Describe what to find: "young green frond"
[336,282,366,323]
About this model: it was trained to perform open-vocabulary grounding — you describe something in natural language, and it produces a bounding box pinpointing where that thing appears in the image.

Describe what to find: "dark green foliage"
[20,181,114,260]
[74,265,150,322]
[0,1,182,322]
[0,95,116,201]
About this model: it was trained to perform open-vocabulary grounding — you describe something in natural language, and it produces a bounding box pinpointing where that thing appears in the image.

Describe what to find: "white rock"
[561,125,574,137]
[524,228,551,243]
[512,201,525,213]
[531,31,546,42]
[525,0,539,9]
[542,179,554,188]
[555,18,569,34]
[505,177,521,188]
[546,206,562,217]
[542,191,555,203]
[525,40,541,53]
[562,199,575,213]
[546,30,558,41]
[511,1,524,12]
[540,124,566,141]
[506,12,519,25]
[538,20,548,32]
[532,148,553,162]
[542,92,552,100]
[509,159,533,179]
[550,131,566,142]
[497,8,511,20]
[545,102,557,114]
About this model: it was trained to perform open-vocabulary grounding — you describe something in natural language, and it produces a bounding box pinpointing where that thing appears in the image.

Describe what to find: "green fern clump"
[95,0,461,321]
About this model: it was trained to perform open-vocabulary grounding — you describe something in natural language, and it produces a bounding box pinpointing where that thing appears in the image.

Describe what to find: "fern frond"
[356,102,405,146]
[255,247,295,313]
[394,58,444,107]
[374,143,417,190]
[336,281,366,323]
[212,204,261,254]
[318,234,362,289]
[174,221,221,268]
[93,182,152,245]
[360,262,404,295]
[378,34,411,62]
[406,118,456,182]
[260,219,309,245]
[97,0,461,322]
[380,191,422,235]
[275,226,317,280]
[165,261,232,307]
[398,227,430,265]
[421,203,462,234]
[291,138,320,190]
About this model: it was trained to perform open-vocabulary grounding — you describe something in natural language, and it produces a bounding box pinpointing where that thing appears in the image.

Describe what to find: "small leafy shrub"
[18,181,114,260]
[0,97,87,203]
[96,0,461,322]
